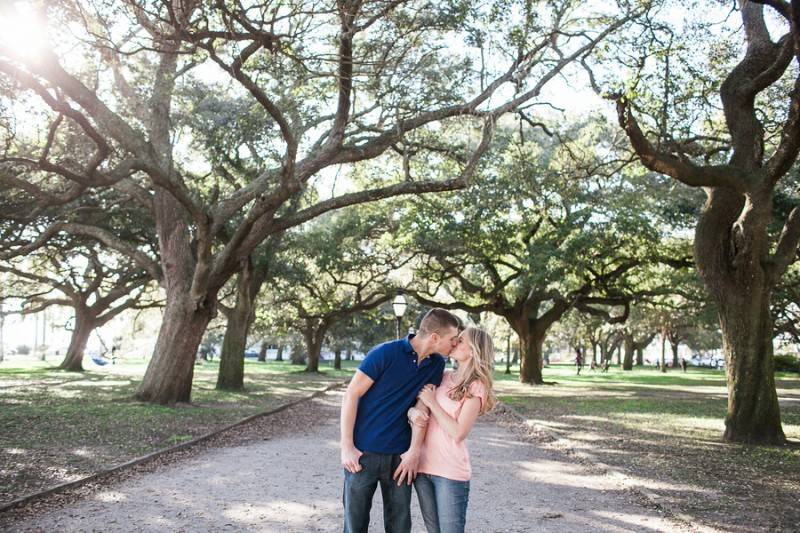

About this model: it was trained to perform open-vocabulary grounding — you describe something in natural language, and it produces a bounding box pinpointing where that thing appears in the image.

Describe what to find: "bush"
[774,354,800,373]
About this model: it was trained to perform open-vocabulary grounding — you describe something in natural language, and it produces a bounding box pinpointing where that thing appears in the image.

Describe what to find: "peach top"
[417,370,487,481]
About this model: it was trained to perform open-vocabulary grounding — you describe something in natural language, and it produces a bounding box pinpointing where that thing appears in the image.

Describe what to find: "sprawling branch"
[770,206,800,280]
[575,296,631,324]
[616,97,748,191]
[52,223,160,282]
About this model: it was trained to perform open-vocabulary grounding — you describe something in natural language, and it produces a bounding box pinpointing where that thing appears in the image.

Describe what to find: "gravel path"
[4,391,704,532]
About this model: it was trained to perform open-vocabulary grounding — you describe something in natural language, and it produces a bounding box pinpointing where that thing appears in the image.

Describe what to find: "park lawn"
[495,363,800,532]
[0,357,357,505]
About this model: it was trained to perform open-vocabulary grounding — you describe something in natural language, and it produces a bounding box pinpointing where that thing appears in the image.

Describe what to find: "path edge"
[0,379,348,515]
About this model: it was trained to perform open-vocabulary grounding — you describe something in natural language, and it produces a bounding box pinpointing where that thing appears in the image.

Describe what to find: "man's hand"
[341,444,363,474]
[392,449,420,486]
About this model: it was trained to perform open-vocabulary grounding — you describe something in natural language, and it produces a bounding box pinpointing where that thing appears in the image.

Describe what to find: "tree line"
[0,1,798,446]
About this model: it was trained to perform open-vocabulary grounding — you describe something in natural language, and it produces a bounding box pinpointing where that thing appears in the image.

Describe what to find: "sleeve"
[358,344,390,381]
[468,380,488,408]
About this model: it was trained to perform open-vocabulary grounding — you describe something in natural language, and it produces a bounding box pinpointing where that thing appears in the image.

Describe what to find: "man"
[340,308,460,533]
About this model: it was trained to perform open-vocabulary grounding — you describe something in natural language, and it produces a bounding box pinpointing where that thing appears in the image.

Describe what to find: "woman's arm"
[408,398,431,428]
[418,386,481,443]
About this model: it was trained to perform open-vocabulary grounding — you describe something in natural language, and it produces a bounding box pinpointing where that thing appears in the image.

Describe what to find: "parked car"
[244,350,259,358]
[692,353,725,369]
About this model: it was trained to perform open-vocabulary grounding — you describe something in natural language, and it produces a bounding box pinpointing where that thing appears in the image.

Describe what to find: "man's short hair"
[417,308,460,337]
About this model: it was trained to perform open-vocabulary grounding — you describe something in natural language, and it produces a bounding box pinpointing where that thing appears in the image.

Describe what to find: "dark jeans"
[343,451,412,533]
[413,473,470,533]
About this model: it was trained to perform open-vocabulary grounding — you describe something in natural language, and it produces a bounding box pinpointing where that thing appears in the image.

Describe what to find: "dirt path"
[4,391,705,532]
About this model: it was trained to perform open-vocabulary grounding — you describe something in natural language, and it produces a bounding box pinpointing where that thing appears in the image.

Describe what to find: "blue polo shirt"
[354,335,445,454]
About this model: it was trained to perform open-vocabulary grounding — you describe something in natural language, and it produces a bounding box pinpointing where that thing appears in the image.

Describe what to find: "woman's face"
[450,332,472,364]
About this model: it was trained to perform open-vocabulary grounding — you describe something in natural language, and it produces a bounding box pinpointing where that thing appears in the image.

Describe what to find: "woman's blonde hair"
[448,326,496,415]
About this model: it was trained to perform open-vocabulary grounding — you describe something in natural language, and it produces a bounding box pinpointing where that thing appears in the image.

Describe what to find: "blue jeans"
[413,473,470,533]
[343,452,412,533]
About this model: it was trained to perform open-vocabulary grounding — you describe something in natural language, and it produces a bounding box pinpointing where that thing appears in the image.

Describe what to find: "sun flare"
[0,1,49,60]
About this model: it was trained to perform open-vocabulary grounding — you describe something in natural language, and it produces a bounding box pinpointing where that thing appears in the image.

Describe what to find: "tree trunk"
[334,348,342,370]
[258,341,268,362]
[217,309,250,390]
[134,55,211,406]
[346,347,352,361]
[636,347,644,366]
[217,260,264,390]
[660,333,667,373]
[615,343,622,365]
[591,341,598,365]
[694,188,785,444]
[512,317,546,385]
[304,320,329,373]
[59,309,95,372]
[670,340,680,368]
[519,332,545,384]
[135,294,213,404]
[718,291,783,443]
[505,336,512,374]
[622,332,634,371]
[276,344,284,361]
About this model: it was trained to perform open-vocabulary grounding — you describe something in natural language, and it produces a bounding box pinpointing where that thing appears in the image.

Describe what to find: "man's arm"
[408,398,431,452]
[393,398,431,486]
[340,370,374,474]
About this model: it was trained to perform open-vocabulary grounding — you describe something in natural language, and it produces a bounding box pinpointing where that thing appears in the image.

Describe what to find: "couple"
[340,308,496,533]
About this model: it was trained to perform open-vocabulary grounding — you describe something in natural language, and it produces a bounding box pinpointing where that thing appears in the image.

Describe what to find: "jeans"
[343,452,412,533]
[413,473,470,533]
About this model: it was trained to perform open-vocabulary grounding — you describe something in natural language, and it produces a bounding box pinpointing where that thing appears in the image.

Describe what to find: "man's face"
[433,326,460,356]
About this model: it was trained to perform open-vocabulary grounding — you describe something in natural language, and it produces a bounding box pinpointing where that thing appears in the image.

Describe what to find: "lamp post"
[392,291,408,340]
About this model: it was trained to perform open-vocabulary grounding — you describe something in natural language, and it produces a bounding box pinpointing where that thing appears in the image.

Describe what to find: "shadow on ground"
[496,367,800,532]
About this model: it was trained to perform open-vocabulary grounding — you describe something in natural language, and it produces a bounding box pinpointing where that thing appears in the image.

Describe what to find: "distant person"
[681,358,688,373]
[340,308,460,533]
[575,347,584,375]
[409,326,497,533]
[590,359,597,371]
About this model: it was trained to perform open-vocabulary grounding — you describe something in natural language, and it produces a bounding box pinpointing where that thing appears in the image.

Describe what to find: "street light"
[392,291,408,340]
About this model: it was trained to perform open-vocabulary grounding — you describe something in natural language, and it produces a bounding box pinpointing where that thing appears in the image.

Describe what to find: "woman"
[409,326,496,533]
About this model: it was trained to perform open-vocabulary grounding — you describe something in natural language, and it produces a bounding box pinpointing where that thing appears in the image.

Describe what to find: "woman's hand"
[417,384,437,408]
[407,406,429,428]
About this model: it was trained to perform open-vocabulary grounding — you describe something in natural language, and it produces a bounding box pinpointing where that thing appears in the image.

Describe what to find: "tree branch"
[616,97,748,191]
[770,206,800,281]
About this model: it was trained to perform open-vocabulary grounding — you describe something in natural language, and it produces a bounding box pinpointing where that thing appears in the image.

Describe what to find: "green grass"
[4,355,800,529]
[163,434,194,445]
[494,362,800,531]
[0,356,357,503]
